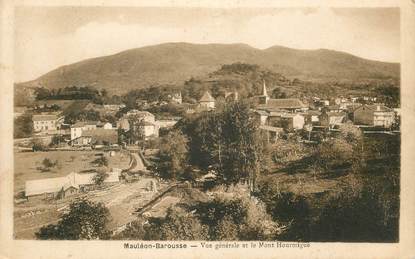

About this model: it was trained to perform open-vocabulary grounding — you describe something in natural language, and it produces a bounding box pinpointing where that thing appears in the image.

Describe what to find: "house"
[169,92,182,104]
[155,119,179,129]
[339,101,355,110]
[32,113,65,133]
[124,110,156,123]
[258,98,308,112]
[303,110,321,124]
[224,91,239,102]
[353,104,395,128]
[254,110,269,125]
[102,122,113,129]
[70,121,98,140]
[255,81,308,112]
[259,125,284,143]
[319,111,346,127]
[326,105,342,113]
[266,113,305,131]
[75,128,118,146]
[199,91,215,110]
[117,111,158,137]
[117,118,130,131]
[345,103,362,112]
[281,114,305,130]
[103,103,125,111]
[25,170,121,200]
[139,121,159,139]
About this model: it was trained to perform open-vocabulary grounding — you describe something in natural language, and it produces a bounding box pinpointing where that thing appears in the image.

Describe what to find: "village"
[12,78,401,239]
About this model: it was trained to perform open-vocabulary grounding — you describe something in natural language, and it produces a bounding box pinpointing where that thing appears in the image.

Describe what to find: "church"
[255,81,308,113]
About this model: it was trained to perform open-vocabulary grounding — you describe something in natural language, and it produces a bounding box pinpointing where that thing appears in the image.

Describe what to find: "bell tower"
[259,80,269,105]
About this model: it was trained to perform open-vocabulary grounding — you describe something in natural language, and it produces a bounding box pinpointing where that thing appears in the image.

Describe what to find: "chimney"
[376,105,381,111]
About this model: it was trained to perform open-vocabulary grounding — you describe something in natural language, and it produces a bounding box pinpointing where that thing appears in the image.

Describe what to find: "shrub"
[35,199,111,240]
[92,156,108,167]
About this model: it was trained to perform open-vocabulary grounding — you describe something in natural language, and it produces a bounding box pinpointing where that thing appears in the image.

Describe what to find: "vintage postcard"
[1,0,414,258]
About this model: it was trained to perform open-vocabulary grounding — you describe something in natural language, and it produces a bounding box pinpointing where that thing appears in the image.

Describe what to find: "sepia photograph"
[1,1,414,258]
[10,5,403,243]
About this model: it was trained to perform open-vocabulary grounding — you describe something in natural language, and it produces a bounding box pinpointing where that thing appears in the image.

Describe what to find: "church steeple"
[259,80,269,105]
[262,80,268,97]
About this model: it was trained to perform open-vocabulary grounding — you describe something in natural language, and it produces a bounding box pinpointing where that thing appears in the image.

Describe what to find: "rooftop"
[199,91,215,102]
[71,121,99,128]
[25,171,121,196]
[32,114,62,121]
[259,98,307,109]
[259,125,284,132]
[363,104,393,112]
[83,128,118,143]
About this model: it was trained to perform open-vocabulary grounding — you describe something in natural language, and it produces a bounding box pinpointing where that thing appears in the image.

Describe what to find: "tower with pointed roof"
[199,91,215,110]
[259,80,269,105]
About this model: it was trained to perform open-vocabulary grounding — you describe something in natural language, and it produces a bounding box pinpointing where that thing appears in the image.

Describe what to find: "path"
[129,152,146,172]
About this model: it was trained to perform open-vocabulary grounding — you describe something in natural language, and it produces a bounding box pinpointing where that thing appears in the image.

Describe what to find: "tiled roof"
[32,114,60,121]
[304,110,321,116]
[254,110,269,116]
[199,91,215,102]
[125,110,155,118]
[364,104,393,112]
[25,176,66,196]
[260,98,307,109]
[83,129,118,143]
[71,121,99,128]
[25,171,121,196]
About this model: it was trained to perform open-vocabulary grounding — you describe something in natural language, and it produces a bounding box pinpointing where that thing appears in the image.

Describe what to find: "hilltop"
[16,43,399,95]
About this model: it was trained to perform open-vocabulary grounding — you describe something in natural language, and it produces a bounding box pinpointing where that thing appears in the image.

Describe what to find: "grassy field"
[14,177,164,239]
[14,150,130,195]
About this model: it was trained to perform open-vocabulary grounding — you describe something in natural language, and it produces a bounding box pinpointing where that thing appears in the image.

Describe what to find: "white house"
[199,91,215,110]
[70,121,98,140]
[102,122,113,129]
[169,92,182,104]
[281,113,305,130]
[32,113,64,133]
[140,121,159,139]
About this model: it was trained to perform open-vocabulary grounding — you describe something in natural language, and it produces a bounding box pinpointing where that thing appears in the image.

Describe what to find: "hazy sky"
[15,7,400,82]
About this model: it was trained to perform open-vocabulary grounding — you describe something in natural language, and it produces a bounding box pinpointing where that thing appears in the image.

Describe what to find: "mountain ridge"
[17,42,399,94]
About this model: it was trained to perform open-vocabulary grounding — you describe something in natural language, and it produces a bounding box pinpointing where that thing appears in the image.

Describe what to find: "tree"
[311,185,398,242]
[50,135,65,146]
[271,87,287,99]
[220,101,265,192]
[313,123,364,177]
[313,138,354,174]
[31,137,47,151]
[179,101,267,192]
[127,115,145,144]
[156,207,209,240]
[92,156,108,167]
[157,130,189,179]
[92,170,109,186]
[14,113,33,138]
[255,179,312,241]
[41,158,57,171]
[192,195,280,240]
[117,206,209,240]
[35,199,111,240]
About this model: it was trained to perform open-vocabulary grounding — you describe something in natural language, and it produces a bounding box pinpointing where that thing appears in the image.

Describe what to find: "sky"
[14,7,400,82]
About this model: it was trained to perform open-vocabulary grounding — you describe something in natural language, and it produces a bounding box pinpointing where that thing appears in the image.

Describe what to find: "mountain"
[17,42,399,94]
